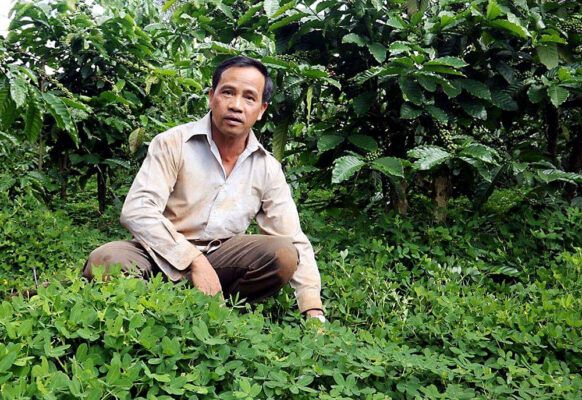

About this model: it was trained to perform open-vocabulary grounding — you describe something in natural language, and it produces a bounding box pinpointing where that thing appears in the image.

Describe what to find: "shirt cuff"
[296,288,323,313]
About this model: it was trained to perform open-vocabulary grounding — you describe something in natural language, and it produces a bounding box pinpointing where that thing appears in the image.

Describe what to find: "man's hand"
[305,309,325,322]
[190,254,222,296]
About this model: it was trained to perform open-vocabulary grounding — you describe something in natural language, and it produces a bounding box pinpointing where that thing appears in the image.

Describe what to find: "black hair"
[211,56,274,103]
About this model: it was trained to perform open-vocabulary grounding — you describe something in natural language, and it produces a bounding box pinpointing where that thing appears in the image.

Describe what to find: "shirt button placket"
[206,182,227,231]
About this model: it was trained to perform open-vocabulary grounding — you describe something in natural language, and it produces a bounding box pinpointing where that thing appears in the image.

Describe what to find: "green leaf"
[425,57,467,69]
[264,0,280,18]
[0,348,18,373]
[332,155,365,183]
[238,4,263,26]
[389,42,411,55]
[527,85,545,104]
[10,77,28,108]
[536,169,582,184]
[272,122,288,161]
[42,92,78,144]
[352,67,383,85]
[486,0,503,20]
[400,103,422,119]
[0,130,18,145]
[317,135,344,152]
[489,19,529,39]
[399,78,423,105]
[442,80,462,98]
[490,90,518,111]
[387,15,406,29]
[416,74,437,92]
[536,44,559,69]
[0,81,10,110]
[459,144,498,164]
[353,91,375,116]
[408,146,451,170]
[268,12,305,31]
[306,86,313,121]
[459,79,491,100]
[162,0,178,12]
[24,99,43,141]
[348,134,378,152]
[547,85,569,108]
[177,77,203,91]
[129,127,144,154]
[461,101,488,120]
[1,96,17,128]
[61,98,92,113]
[367,43,387,63]
[422,65,465,76]
[299,67,328,79]
[371,157,405,178]
[426,105,448,123]
[272,0,296,19]
[217,3,234,20]
[342,33,368,47]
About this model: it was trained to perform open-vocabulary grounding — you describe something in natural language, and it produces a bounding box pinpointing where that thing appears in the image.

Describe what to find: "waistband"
[190,238,229,253]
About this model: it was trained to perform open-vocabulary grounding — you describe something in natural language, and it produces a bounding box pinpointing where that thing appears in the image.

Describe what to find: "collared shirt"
[120,112,322,312]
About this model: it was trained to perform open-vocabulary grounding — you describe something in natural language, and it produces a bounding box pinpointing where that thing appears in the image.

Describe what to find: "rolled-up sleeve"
[120,133,201,275]
[256,163,322,313]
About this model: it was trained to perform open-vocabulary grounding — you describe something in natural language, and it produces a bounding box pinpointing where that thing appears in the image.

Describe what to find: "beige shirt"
[120,112,322,312]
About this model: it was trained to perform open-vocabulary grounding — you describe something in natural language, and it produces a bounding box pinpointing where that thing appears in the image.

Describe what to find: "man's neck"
[211,124,249,167]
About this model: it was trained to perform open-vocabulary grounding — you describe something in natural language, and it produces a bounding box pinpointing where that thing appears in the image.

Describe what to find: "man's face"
[209,66,268,140]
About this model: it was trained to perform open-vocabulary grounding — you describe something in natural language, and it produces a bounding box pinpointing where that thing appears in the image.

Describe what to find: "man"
[84,56,325,320]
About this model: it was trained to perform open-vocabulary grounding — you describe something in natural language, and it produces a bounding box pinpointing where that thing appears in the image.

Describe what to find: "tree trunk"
[565,129,582,199]
[545,106,559,160]
[38,135,44,171]
[59,152,68,201]
[434,173,451,223]
[97,168,107,214]
[392,179,408,216]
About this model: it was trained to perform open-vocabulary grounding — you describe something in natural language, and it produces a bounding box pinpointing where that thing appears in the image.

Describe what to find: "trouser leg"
[82,240,160,280]
[205,235,299,302]
[83,235,298,303]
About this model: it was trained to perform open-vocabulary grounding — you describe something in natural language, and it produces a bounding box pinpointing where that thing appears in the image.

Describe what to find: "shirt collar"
[185,112,267,154]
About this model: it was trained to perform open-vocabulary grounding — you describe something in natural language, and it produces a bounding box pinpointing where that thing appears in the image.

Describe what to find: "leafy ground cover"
[0,189,581,399]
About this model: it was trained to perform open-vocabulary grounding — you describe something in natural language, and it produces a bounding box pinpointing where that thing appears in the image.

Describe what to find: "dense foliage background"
[0,0,581,398]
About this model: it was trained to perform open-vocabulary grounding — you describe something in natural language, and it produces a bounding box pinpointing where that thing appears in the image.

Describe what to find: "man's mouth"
[224,115,243,125]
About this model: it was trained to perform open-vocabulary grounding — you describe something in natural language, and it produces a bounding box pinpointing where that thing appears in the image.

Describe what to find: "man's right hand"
[190,254,222,296]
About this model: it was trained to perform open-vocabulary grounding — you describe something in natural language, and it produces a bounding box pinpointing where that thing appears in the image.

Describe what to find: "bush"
[1,189,581,398]
[0,192,107,293]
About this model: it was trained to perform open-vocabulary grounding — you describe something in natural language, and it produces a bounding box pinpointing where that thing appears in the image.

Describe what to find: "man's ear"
[208,88,215,103]
[257,102,268,120]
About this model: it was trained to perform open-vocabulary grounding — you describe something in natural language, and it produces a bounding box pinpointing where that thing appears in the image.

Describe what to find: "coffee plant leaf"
[371,157,405,178]
[332,155,365,183]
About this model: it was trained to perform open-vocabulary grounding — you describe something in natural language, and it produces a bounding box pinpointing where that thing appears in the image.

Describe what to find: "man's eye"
[245,96,255,101]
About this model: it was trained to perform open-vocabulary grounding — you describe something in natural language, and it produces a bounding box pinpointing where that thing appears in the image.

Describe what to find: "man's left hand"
[306,309,324,318]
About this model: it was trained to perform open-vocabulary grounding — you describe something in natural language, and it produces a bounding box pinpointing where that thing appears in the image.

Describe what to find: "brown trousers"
[83,235,298,303]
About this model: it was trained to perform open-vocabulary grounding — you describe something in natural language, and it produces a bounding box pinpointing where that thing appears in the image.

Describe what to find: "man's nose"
[228,95,243,112]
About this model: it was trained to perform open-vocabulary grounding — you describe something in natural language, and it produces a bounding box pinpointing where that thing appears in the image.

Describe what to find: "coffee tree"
[0,0,201,212]
[164,0,581,215]
[1,0,581,216]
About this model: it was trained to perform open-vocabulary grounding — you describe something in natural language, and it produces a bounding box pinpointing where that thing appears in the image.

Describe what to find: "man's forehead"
[216,67,265,92]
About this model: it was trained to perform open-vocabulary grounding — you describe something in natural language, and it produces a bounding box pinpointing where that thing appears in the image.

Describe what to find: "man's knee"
[270,237,298,284]
[83,244,114,280]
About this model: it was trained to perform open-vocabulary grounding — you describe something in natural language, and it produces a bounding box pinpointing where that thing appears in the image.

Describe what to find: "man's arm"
[256,162,323,315]
[120,132,202,274]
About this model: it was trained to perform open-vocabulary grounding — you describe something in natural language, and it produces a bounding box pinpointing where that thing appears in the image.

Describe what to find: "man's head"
[212,56,274,103]
[209,56,273,141]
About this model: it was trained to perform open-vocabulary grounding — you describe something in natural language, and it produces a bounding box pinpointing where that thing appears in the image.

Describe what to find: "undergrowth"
[0,188,581,399]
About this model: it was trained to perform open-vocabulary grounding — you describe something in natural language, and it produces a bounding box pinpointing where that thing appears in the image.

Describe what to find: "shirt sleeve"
[120,133,201,274]
[256,162,323,313]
